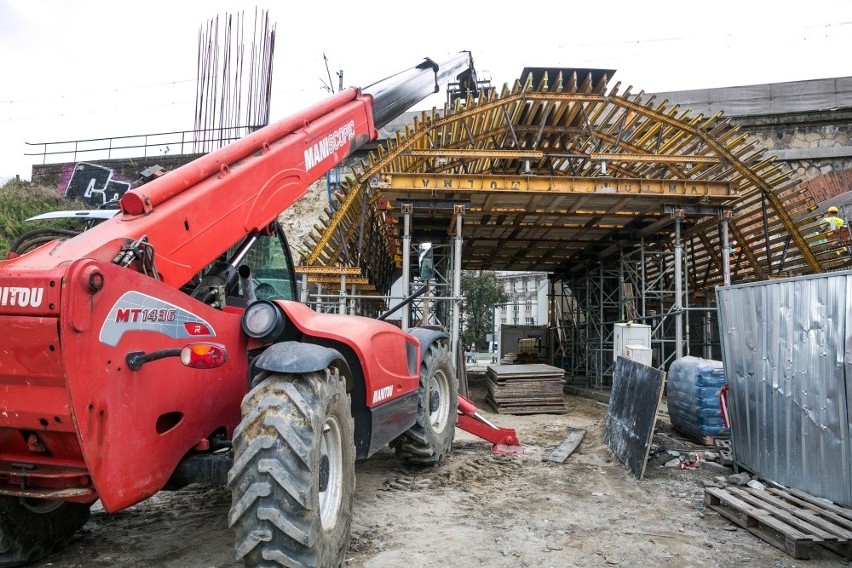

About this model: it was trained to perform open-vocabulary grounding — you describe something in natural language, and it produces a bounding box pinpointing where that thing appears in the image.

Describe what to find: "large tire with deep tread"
[228,368,355,567]
[391,338,458,464]
[0,497,90,567]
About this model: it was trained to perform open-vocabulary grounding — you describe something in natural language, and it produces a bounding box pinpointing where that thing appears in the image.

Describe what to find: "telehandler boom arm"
[14,52,476,289]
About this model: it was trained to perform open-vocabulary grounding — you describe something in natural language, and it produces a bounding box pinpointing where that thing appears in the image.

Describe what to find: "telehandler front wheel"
[391,339,458,464]
[228,368,355,568]
[0,497,90,566]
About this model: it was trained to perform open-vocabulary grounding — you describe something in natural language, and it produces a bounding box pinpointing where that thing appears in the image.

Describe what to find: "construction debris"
[484,364,566,415]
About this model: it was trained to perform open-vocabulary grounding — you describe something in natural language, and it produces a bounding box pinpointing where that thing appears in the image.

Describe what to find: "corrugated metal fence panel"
[716,272,852,507]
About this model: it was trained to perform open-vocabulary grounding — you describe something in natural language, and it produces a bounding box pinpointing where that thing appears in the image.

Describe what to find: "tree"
[460,270,507,351]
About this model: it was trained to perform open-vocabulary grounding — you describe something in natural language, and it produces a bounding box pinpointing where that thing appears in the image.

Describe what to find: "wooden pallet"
[704,486,852,559]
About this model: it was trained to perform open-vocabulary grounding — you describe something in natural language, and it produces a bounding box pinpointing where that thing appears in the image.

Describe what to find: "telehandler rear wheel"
[0,497,90,566]
[391,339,458,464]
[228,368,355,568]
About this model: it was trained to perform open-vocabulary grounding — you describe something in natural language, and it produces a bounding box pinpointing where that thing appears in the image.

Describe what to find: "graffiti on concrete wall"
[61,162,132,208]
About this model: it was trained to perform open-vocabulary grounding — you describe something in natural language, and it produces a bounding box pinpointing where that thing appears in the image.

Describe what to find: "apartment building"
[494,271,549,327]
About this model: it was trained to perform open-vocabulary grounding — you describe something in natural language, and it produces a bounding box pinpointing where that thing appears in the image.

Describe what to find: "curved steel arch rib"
[303,69,847,297]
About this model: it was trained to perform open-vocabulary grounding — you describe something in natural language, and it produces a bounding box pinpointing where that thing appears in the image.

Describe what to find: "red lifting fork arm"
[456,395,524,456]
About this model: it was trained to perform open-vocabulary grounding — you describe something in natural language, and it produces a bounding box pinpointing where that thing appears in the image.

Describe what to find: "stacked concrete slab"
[485,363,566,415]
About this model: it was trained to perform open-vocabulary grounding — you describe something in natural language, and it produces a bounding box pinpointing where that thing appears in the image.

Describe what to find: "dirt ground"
[43,377,849,568]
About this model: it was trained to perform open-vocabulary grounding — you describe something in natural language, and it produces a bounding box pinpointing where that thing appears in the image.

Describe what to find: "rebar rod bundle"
[194,9,275,153]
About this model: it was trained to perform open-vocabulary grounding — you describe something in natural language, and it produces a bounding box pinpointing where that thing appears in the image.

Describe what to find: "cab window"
[236,226,297,301]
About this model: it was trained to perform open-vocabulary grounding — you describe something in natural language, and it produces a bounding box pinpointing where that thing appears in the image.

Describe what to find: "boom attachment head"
[456,395,524,456]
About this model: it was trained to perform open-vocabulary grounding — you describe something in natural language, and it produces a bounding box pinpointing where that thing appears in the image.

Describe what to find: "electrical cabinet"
[613,323,651,362]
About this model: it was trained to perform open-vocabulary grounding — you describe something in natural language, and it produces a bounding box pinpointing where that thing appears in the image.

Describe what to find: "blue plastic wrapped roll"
[667,356,730,443]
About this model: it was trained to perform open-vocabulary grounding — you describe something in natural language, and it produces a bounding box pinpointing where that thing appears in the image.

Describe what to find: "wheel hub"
[428,368,451,432]
[429,390,440,413]
[319,416,343,530]
[319,454,330,492]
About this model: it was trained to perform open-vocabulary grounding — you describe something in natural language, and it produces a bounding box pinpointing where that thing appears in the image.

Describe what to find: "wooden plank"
[488,368,564,376]
[764,490,852,539]
[485,392,559,402]
[704,488,815,560]
[704,488,814,539]
[602,356,665,480]
[543,428,586,463]
[485,396,566,415]
[779,488,852,525]
[496,408,567,415]
[488,404,566,412]
[487,376,563,383]
[488,382,563,390]
[487,376,564,383]
[485,364,565,416]
[727,488,842,541]
[488,393,563,400]
[733,487,852,559]
[745,489,852,540]
[489,398,565,406]
[487,363,565,377]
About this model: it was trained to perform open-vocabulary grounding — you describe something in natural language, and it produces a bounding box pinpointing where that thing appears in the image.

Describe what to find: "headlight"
[241,300,286,340]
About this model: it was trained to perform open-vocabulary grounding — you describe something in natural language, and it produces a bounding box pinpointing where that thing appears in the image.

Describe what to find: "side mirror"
[418,243,434,280]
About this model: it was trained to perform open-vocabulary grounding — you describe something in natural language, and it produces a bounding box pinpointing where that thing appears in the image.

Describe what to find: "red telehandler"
[0,51,519,567]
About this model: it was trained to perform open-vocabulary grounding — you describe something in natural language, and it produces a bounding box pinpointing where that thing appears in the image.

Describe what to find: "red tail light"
[180,343,227,369]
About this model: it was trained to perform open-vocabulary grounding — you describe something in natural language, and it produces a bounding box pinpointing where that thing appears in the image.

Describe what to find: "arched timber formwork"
[300,67,851,380]
[304,68,847,292]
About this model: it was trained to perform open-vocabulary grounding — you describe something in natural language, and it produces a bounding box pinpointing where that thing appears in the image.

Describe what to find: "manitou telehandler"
[0,51,520,567]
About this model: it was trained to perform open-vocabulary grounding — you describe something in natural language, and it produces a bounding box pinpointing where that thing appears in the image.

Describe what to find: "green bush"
[0,179,86,257]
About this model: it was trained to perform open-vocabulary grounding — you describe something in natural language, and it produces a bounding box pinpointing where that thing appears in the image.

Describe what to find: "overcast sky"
[1,0,851,181]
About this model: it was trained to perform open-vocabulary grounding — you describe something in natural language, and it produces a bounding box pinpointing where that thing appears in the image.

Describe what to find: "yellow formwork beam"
[296,266,363,275]
[375,173,735,198]
[403,149,721,165]
[405,149,544,159]
[306,276,371,286]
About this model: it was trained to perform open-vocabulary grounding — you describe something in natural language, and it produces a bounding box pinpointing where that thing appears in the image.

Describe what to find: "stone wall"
[735,109,852,195]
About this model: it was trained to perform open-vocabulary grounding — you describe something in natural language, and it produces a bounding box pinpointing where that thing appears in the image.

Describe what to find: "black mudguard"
[253,342,350,377]
[406,327,449,364]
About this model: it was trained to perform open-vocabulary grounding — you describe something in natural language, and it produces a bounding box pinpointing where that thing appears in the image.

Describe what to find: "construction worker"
[823,206,847,233]
[727,243,741,259]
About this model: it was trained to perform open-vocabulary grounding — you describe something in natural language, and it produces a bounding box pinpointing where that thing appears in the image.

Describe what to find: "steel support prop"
[401,204,412,328]
[451,207,464,365]
[720,213,731,287]
[674,214,683,360]
[300,273,309,304]
[339,273,347,314]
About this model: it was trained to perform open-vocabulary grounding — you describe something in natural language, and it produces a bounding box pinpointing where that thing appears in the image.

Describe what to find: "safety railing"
[25,125,264,165]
